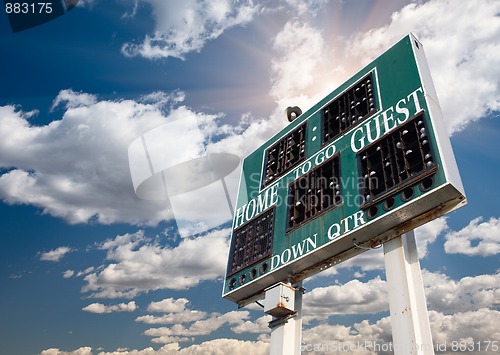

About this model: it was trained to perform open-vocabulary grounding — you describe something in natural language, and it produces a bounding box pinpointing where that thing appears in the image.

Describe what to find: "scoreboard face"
[223,34,466,306]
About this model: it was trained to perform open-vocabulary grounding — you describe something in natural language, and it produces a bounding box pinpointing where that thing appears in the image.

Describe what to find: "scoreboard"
[223,33,466,306]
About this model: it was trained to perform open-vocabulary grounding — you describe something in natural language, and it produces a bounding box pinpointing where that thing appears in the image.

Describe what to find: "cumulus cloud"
[230,315,271,334]
[51,89,97,110]
[301,270,500,324]
[304,277,388,321]
[428,308,500,354]
[63,270,75,278]
[423,271,500,314]
[270,20,328,107]
[144,311,250,344]
[284,0,328,16]
[136,298,207,325]
[147,298,190,313]
[94,339,268,355]
[44,308,500,355]
[0,91,239,228]
[0,96,171,225]
[311,217,448,276]
[136,311,207,326]
[121,0,258,59]
[301,309,500,355]
[40,348,93,355]
[82,301,137,314]
[82,229,230,298]
[444,216,500,256]
[345,0,500,134]
[39,246,73,262]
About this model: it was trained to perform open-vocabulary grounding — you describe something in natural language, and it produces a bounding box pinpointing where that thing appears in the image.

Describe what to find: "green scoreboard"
[223,33,466,306]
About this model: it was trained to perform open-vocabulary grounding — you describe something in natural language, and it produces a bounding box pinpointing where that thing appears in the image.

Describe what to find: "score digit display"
[223,34,467,306]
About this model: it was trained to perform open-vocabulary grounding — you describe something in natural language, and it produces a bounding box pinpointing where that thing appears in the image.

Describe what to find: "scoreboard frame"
[223,33,466,307]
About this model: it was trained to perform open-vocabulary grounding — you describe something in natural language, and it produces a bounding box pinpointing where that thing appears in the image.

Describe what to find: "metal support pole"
[269,282,303,355]
[383,231,435,355]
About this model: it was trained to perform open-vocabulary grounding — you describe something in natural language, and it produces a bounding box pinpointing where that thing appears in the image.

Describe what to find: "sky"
[0,0,499,354]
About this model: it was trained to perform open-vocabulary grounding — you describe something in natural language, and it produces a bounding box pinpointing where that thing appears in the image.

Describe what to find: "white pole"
[269,282,302,355]
[383,231,435,355]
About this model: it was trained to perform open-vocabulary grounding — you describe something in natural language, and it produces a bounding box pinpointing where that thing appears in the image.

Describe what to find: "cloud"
[136,298,207,325]
[82,229,230,298]
[63,270,75,278]
[345,0,500,134]
[40,348,93,355]
[0,91,238,228]
[39,246,73,262]
[423,270,500,314]
[147,298,190,313]
[304,277,388,321]
[284,0,328,16]
[301,308,500,355]
[94,339,269,355]
[82,301,137,314]
[136,310,207,326]
[415,217,448,257]
[230,315,272,334]
[444,216,500,256]
[121,0,258,59]
[428,308,500,354]
[301,270,500,324]
[270,20,328,107]
[144,311,250,344]
[311,217,448,276]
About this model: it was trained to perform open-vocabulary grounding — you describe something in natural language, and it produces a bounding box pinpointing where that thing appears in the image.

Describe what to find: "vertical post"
[269,282,302,355]
[383,231,435,354]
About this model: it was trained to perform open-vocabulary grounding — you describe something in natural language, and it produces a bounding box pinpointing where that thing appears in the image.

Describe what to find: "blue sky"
[0,0,499,354]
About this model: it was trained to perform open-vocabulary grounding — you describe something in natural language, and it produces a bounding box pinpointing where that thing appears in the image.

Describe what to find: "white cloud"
[144,311,250,344]
[230,315,271,334]
[55,308,499,355]
[76,267,95,277]
[147,298,190,313]
[302,319,392,355]
[423,270,500,314]
[136,298,207,325]
[94,339,269,355]
[39,246,73,262]
[137,299,269,340]
[40,347,93,355]
[82,301,137,314]
[428,308,500,354]
[163,339,269,355]
[444,217,500,256]
[82,229,230,298]
[345,0,500,134]
[75,0,95,8]
[270,20,328,107]
[301,309,500,355]
[304,277,388,321]
[315,218,448,275]
[63,270,75,278]
[414,217,448,257]
[301,270,500,324]
[284,0,328,16]
[51,89,97,110]
[0,97,169,225]
[0,91,239,228]
[121,0,258,60]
